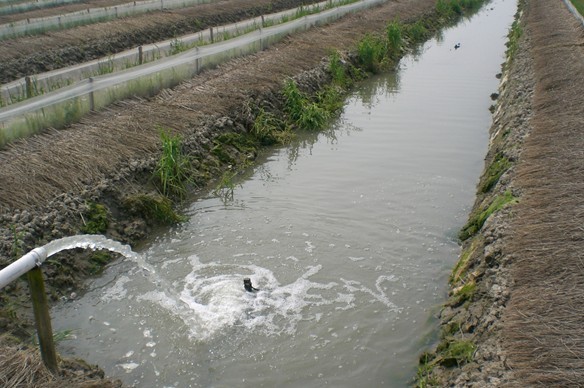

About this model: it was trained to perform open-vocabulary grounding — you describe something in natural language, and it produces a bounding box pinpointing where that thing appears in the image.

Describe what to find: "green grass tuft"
[124,193,185,224]
[480,153,511,193]
[356,33,386,73]
[459,190,518,241]
[154,129,192,199]
[437,339,476,367]
[386,19,403,56]
[81,202,109,234]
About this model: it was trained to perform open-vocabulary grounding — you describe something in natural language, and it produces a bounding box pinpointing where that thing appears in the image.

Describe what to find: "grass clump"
[405,20,430,42]
[452,280,476,306]
[459,190,518,241]
[170,38,188,55]
[436,339,476,367]
[154,129,192,199]
[252,108,294,145]
[213,170,239,203]
[504,17,523,65]
[435,0,485,19]
[356,33,386,73]
[386,19,404,56]
[328,50,350,86]
[480,153,511,193]
[124,193,185,224]
[81,202,108,234]
[88,251,114,274]
[282,80,330,131]
[416,352,441,387]
[450,238,479,284]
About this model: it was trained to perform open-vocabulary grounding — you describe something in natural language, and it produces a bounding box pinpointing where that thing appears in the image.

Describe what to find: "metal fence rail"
[0,0,214,39]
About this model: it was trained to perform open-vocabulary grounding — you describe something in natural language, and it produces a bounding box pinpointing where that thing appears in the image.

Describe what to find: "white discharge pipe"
[0,247,47,289]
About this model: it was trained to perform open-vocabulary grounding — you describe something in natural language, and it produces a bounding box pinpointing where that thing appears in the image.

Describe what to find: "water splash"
[43,234,153,272]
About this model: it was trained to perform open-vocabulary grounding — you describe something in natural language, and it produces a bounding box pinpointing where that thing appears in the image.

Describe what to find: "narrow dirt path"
[501,0,584,385]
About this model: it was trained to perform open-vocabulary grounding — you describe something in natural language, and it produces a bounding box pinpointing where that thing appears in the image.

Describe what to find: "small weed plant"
[357,34,386,73]
[170,38,188,55]
[82,202,109,234]
[386,19,403,56]
[154,129,192,199]
[282,80,329,131]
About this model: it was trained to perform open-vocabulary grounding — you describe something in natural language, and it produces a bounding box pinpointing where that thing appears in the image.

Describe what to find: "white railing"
[0,0,214,39]
[0,0,83,16]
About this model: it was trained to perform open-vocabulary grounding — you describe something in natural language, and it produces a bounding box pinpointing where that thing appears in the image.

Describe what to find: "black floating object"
[454,43,461,49]
[244,278,259,292]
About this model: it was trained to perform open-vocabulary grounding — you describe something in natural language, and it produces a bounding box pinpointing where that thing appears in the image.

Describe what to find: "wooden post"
[138,46,143,65]
[210,27,214,43]
[27,267,58,374]
[25,76,33,99]
[88,77,95,111]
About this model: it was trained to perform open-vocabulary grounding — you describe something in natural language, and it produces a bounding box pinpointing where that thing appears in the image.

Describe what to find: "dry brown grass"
[502,0,584,385]
[0,334,57,387]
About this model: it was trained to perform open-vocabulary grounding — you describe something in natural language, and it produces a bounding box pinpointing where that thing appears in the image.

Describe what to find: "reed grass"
[282,79,329,131]
[386,19,403,56]
[154,129,192,199]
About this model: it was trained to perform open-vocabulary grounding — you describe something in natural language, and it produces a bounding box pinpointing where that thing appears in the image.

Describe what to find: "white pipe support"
[0,247,48,290]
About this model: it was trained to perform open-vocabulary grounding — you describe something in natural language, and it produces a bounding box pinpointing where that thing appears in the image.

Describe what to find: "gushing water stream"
[52,1,517,386]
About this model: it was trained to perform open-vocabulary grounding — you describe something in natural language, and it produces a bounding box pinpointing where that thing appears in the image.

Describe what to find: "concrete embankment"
[418,0,584,386]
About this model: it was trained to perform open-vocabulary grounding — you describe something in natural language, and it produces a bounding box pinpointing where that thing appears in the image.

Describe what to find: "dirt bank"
[418,0,584,386]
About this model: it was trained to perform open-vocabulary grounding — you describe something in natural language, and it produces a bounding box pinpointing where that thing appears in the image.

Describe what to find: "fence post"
[25,76,33,99]
[210,27,214,43]
[89,77,95,111]
[138,46,143,64]
[27,267,58,374]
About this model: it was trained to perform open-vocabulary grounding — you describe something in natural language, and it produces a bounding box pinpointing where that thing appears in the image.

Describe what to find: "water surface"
[53,1,517,386]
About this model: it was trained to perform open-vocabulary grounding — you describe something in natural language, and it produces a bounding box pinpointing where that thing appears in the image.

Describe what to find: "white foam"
[118,362,140,372]
[101,275,130,302]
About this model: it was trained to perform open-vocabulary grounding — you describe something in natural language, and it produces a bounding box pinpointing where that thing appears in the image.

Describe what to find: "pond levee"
[417,0,584,386]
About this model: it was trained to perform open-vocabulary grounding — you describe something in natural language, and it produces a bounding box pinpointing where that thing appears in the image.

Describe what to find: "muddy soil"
[0,0,323,83]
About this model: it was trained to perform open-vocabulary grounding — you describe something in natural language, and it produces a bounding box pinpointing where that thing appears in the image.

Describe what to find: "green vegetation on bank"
[479,152,511,193]
[571,0,584,16]
[459,190,518,241]
[81,202,108,234]
[154,129,193,199]
[504,15,523,68]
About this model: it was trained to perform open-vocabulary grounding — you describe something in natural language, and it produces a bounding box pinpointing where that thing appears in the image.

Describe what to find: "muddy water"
[53,1,517,386]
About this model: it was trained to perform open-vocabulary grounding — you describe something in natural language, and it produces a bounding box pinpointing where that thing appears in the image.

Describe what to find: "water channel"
[53,1,517,386]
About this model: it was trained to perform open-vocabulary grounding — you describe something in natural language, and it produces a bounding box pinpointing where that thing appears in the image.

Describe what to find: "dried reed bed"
[502,0,584,385]
[0,334,58,388]
[0,105,161,210]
